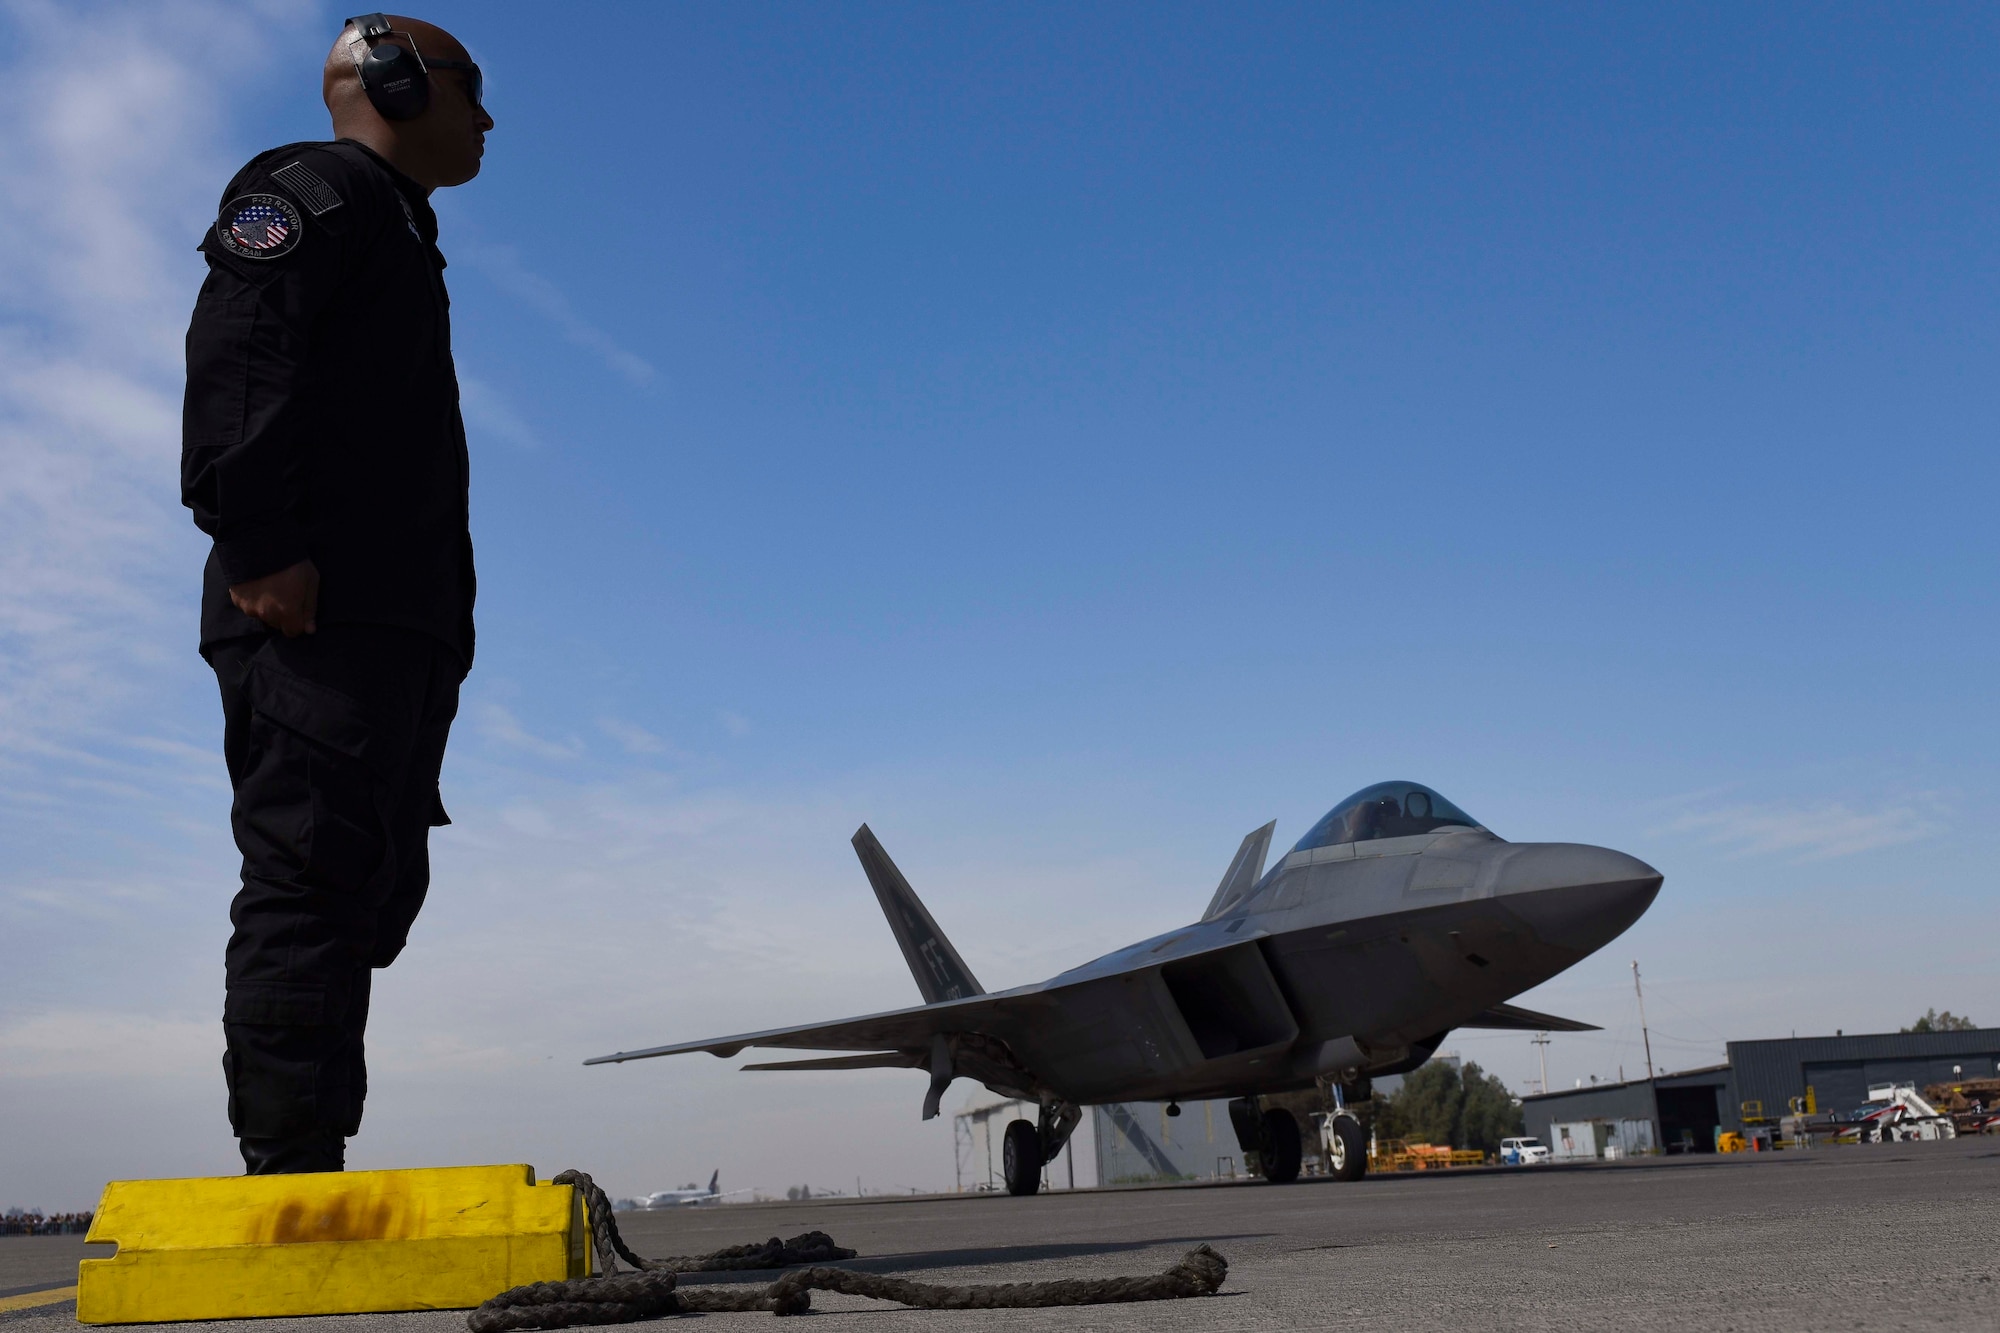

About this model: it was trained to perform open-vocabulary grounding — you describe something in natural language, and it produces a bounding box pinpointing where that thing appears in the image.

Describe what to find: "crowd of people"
[1,1211,94,1236]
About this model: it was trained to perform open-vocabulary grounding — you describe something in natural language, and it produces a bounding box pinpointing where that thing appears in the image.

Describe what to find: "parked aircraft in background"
[592,781,1661,1195]
[635,1171,748,1208]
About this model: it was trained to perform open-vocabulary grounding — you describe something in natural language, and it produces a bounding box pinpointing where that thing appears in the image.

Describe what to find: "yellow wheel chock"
[77,1164,589,1324]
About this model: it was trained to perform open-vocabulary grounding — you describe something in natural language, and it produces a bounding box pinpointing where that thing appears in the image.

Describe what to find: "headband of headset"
[346,12,430,121]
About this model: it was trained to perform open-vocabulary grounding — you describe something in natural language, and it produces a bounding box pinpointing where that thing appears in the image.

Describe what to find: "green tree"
[1373,1059,1525,1155]
[1458,1062,1526,1155]
[1365,1088,1402,1140]
[1903,1008,1978,1033]
[1392,1060,1464,1147]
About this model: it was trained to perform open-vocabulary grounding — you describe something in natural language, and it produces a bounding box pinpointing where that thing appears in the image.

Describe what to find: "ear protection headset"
[345,14,430,120]
[344,13,483,121]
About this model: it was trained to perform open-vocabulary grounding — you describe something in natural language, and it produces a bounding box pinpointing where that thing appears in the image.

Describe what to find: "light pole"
[1532,1031,1551,1096]
[1632,960,1655,1079]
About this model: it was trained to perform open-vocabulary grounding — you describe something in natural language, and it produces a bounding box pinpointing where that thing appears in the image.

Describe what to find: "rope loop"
[467,1171,1227,1328]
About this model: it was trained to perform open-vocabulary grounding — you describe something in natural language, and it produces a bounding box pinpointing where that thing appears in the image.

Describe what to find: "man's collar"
[336,138,439,240]
[336,139,434,201]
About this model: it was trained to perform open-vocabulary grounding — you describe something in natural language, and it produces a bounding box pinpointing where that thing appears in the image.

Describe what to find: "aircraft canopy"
[1291,782,1482,852]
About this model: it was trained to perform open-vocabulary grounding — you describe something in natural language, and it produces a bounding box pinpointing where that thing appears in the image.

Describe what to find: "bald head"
[323,15,492,192]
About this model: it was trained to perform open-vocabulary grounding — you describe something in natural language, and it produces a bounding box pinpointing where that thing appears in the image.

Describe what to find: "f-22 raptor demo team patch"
[216,194,303,260]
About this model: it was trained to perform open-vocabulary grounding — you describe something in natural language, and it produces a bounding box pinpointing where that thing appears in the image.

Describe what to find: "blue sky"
[1,1,1995,1208]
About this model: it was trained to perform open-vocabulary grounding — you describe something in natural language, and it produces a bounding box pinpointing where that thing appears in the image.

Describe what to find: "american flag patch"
[270,161,343,216]
[216,193,303,261]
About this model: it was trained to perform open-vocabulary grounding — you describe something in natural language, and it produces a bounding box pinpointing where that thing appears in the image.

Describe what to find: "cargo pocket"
[235,708,316,878]
[224,983,332,1025]
[242,652,396,900]
[303,747,393,894]
[220,1003,348,1139]
[244,652,380,771]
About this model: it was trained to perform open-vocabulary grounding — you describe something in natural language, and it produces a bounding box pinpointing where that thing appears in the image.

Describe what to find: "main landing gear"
[1259,1108,1303,1183]
[1001,1100,1082,1196]
[1226,1097,1304,1183]
[1002,1119,1042,1196]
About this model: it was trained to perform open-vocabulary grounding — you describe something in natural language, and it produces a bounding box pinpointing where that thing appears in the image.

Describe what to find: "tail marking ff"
[851,825,984,1004]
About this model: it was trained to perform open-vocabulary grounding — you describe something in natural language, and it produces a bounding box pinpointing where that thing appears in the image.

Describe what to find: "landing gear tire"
[1327,1115,1367,1181]
[1260,1109,1302,1183]
[1002,1118,1043,1196]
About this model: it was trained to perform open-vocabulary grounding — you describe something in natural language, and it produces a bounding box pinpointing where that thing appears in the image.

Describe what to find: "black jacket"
[182,139,474,666]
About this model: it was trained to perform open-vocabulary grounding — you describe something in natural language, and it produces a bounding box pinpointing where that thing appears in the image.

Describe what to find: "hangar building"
[1520,1064,1731,1155]
[952,1096,1243,1189]
[1522,1027,2000,1153]
[1094,1099,1240,1184]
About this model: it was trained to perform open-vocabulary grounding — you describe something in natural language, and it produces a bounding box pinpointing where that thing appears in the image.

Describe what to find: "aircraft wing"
[589,826,1048,1075]
[1460,1001,1600,1032]
[740,1052,922,1072]
[583,987,1045,1065]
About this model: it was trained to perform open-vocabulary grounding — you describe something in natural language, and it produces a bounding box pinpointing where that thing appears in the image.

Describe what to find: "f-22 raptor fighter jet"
[590,781,1661,1195]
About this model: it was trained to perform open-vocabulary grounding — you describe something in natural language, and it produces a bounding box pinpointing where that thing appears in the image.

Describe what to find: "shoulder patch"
[269,160,343,216]
[215,194,303,261]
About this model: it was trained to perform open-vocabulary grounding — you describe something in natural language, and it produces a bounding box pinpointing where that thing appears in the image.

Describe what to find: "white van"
[1499,1136,1550,1165]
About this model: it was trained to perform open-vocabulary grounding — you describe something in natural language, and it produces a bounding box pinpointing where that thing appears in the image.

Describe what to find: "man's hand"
[229,559,320,637]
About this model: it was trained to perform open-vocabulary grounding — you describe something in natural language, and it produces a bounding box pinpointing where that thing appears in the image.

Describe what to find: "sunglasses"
[424,58,484,111]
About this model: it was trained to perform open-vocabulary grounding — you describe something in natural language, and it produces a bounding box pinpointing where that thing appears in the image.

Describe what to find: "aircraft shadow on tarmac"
[671,1235,1270,1284]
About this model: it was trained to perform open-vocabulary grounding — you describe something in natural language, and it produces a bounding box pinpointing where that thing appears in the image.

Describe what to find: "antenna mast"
[1531,1031,1551,1096]
[1632,960,1655,1079]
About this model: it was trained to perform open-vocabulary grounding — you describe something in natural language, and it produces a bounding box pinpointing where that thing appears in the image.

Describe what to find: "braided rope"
[466,1270,683,1331]
[466,1170,1227,1328]
[743,1244,1228,1314]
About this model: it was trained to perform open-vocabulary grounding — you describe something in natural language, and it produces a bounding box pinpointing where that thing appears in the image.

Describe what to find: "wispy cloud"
[716,709,752,737]
[0,1008,214,1080]
[597,716,669,755]
[0,1,303,911]
[0,5,237,760]
[459,374,541,450]
[477,703,584,761]
[1657,795,1944,861]
[459,244,656,386]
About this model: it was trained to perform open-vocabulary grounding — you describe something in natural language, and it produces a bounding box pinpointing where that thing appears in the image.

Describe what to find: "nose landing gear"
[1324,1115,1367,1180]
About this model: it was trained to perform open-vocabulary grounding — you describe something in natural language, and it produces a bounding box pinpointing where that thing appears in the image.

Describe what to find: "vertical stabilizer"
[1202,820,1276,920]
[707,1170,718,1195]
[851,825,985,1004]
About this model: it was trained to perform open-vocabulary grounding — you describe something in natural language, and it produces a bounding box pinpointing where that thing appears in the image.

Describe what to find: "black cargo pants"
[205,625,462,1158]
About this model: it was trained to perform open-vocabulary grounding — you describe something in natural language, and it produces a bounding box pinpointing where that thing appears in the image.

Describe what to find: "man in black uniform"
[181,14,494,1174]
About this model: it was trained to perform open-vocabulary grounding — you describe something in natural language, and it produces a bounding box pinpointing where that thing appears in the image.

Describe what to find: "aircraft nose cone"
[1497,844,1662,954]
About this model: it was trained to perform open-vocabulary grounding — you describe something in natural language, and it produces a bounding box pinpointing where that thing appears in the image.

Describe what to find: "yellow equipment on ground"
[1715,1131,1747,1153]
[1367,1140,1489,1171]
[77,1164,588,1324]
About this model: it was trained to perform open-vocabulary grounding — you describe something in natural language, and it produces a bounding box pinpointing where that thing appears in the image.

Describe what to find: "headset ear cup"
[359,42,430,120]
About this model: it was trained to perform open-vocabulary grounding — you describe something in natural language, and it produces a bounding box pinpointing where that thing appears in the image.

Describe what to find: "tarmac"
[4,1137,1996,1331]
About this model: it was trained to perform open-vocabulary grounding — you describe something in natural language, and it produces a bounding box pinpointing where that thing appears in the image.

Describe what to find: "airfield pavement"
[4,1135,1996,1331]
